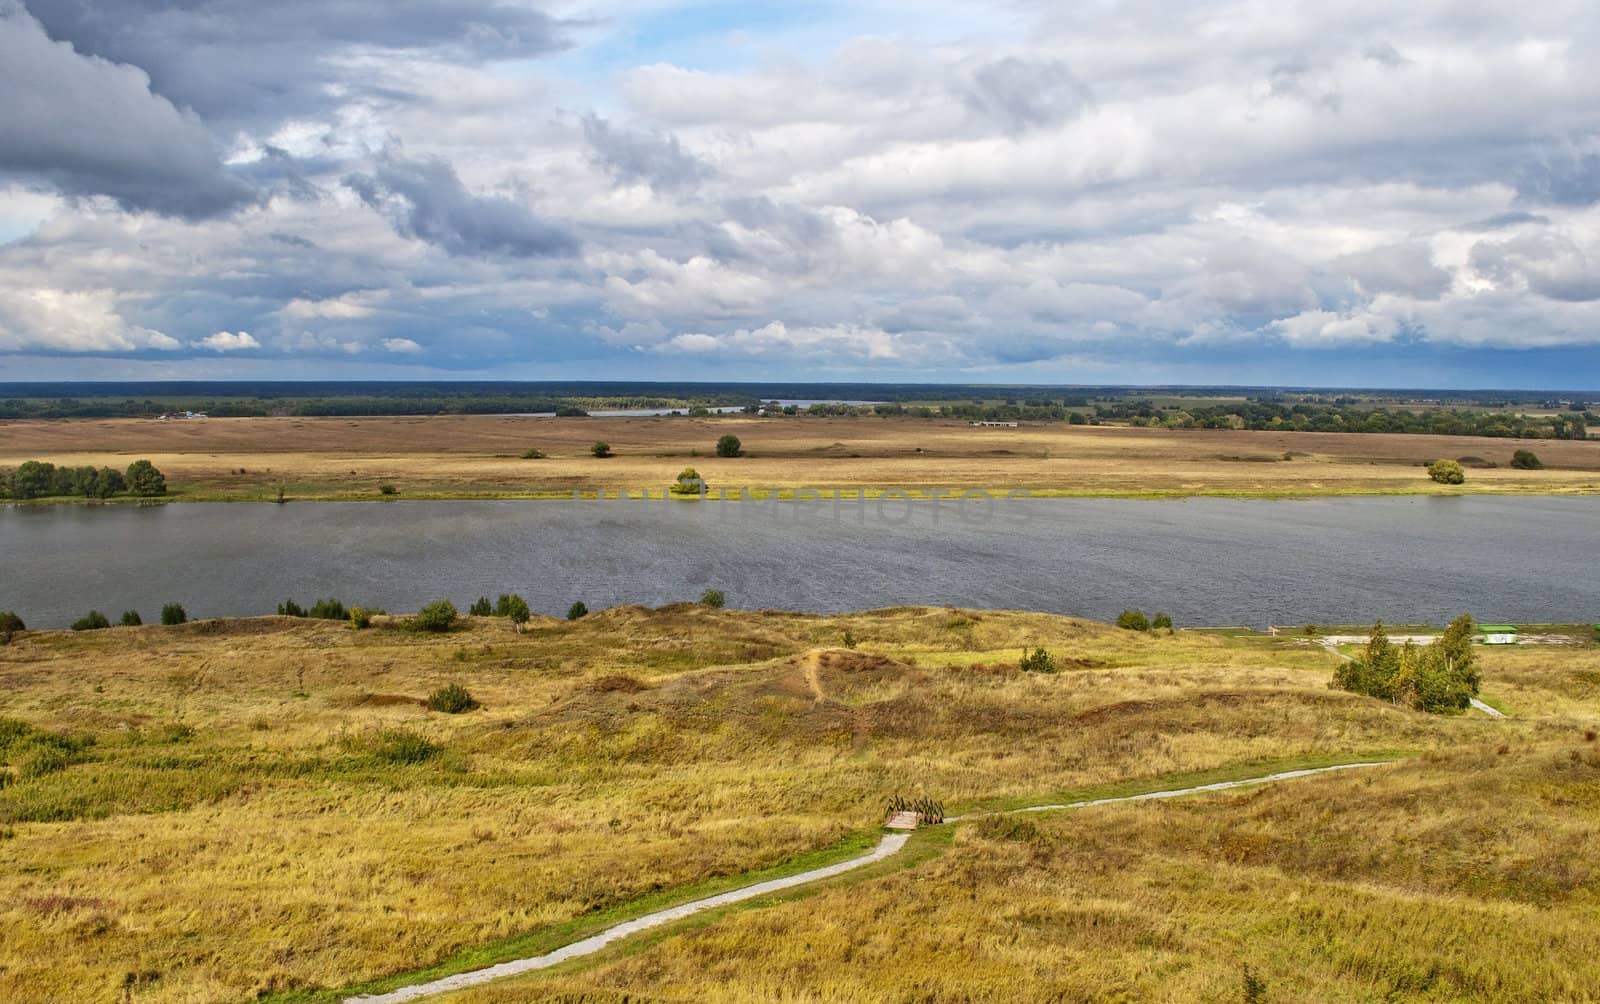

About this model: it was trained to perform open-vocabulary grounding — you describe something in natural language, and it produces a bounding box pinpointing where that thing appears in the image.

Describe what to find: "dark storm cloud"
[0,3,254,218]
[581,114,713,191]
[963,57,1092,132]
[345,153,579,258]
[23,0,571,124]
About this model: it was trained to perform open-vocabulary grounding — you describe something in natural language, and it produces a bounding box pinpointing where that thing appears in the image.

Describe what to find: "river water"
[2,496,1596,628]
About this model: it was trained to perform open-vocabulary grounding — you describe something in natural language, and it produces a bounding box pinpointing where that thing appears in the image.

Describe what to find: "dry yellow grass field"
[4,414,1599,500]
[2,606,1595,1002]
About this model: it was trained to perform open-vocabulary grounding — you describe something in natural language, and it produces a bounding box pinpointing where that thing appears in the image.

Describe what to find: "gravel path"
[347,760,1391,1003]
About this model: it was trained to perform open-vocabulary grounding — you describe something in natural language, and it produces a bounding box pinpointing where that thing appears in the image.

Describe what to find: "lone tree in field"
[1428,459,1465,485]
[671,468,706,495]
[1332,615,1480,714]
[1510,449,1543,470]
[716,434,743,458]
[125,459,168,497]
[591,441,613,458]
[161,603,187,625]
[0,611,23,645]
[499,594,531,630]
[567,601,588,621]
[700,589,726,608]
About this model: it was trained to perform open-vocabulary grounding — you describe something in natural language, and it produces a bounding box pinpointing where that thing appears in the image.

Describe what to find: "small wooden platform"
[885,811,921,830]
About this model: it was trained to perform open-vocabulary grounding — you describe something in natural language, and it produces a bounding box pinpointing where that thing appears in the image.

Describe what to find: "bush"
[378,483,398,495]
[371,729,440,765]
[308,598,347,620]
[469,596,493,616]
[0,611,24,645]
[590,441,612,458]
[16,746,69,780]
[426,682,480,714]
[71,610,110,631]
[716,434,743,458]
[1019,647,1057,673]
[120,610,142,626]
[1151,612,1173,630]
[500,594,531,627]
[1428,459,1465,485]
[348,607,373,630]
[278,599,306,617]
[1116,610,1150,631]
[671,467,706,495]
[567,601,588,621]
[700,589,726,608]
[412,600,458,633]
[520,448,546,459]
[125,459,168,497]
[161,603,187,626]
[1510,449,1544,470]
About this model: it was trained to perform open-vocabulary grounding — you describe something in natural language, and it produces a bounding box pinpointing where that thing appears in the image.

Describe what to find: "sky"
[2,1,1599,389]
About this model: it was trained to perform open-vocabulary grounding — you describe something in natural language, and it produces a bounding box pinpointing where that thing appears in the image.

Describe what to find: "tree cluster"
[0,459,166,500]
[1331,616,1481,714]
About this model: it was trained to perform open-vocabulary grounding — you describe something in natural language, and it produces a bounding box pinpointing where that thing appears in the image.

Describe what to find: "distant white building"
[970,421,1018,428]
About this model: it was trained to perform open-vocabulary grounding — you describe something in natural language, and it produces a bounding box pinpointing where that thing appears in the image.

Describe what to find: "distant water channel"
[3,496,1598,628]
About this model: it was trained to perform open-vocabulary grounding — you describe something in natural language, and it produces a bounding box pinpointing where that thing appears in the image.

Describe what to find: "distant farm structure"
[970,420,1019,428]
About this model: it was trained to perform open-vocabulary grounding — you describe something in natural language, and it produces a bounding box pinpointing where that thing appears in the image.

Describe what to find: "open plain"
[4,414,1600,501]
[2,606,1597,1002]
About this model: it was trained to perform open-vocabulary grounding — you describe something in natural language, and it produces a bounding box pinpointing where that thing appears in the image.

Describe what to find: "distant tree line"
[0,460,167,500]
[1098,400,1589,439]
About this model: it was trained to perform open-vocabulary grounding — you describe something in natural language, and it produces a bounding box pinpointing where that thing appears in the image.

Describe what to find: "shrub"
[1151,612,1173,630]
[1116,609,1150,632]
[124,459,168,497]
[469,596,493,617]
[161,603,187,625]
[278,599,306,618]
[371,729,440,765]
[348,607,373,630]
[120,610,142,627]
[567,601,588,621]
[426,683,480,714]
[500,594,531,627]
[700,589,726,609]
[71,610,110,631]
[308,598,347,620]
[842,629,858,650]
[520,448,546,459]
[1019,647,1057,673]
[378,483,398,495]
[412,600,458,633]
[671,468,706,495]
[1510,449,1544,470]
[1428,459,1465,485]
[16,746,69,780]
[0,611,24,645]
[716,434,743,458]
[590,441,612,458]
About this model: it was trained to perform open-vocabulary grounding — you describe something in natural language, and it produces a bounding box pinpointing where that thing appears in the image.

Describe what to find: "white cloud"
[0,287,179,352]
[382,337,423,353]
[196,330,261,351]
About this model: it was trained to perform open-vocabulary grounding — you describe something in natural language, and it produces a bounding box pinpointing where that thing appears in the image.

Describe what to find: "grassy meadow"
[4,413,1599,501]
[2,606,1597,1001]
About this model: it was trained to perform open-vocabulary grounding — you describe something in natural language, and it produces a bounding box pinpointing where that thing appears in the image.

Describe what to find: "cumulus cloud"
[582,114,713,191]
[0,287,179,352]
[0,3,253,218]
[382,337,423,354]
[196,330,260,351]
[346,153,579,258]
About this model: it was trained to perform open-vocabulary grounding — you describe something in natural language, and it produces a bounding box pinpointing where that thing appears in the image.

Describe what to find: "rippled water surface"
[3,496,1597,627]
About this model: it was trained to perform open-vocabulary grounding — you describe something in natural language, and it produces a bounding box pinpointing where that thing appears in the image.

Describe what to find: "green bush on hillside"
[161,603,187,625]
[1428,459,1466,485]
[1116,610,1150,632]
[71,611,110,632]
[120,610,142,626]
[1019,647,1057,673]
[1510,449,1543,470]
[412,600,458,633]
[0,612,24,645]
[716,434,743,458]
[700,589,726,609]
[567,601,588,621]
[469,597,493,616]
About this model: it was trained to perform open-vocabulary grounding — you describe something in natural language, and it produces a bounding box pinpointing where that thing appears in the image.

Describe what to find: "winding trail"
[347,760,1392,1003]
